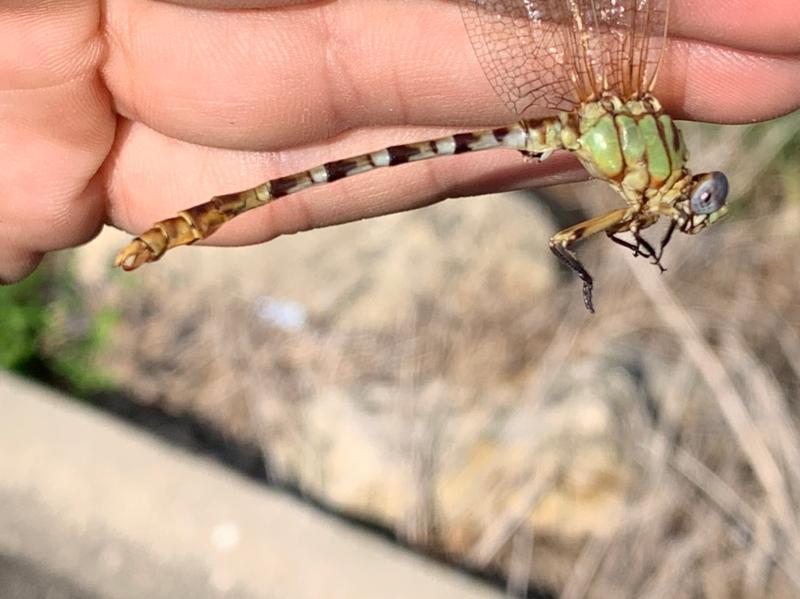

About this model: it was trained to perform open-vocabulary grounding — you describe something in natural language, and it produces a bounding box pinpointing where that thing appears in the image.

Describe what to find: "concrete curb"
[0,372,502,598]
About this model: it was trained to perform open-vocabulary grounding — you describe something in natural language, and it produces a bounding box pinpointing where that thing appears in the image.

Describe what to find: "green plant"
[0,266,49,374]
[0,257,118,396]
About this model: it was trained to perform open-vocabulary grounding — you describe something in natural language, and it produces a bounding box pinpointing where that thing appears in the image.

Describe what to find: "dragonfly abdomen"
[269,123,536,200]
[114,120,564,271]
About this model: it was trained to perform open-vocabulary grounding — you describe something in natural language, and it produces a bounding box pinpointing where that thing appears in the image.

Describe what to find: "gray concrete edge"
[0,372,502,599]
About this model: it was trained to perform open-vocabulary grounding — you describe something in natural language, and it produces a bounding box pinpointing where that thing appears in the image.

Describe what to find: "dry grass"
[101,112,800,598]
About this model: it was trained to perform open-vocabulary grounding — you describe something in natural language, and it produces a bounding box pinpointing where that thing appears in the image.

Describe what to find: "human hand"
[3,0,799,282]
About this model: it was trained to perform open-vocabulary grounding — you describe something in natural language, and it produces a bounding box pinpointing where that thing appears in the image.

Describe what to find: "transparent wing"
[459,0,670,116]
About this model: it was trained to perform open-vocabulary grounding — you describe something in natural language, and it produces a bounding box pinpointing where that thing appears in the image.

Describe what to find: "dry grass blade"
[507,528,535,597]
[560,532,615,599]
[709,115,800,191]
[719,331,800,494]
[466,468,557,567]
[626,257,800,580]
[772,317,800,387]
[658,440,800,591]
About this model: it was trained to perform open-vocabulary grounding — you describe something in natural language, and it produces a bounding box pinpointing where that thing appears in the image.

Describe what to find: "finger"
[672,0,800,55]
[0,0,105,89]
[105,119,586,243]
[657,39,800,121]
[0,2,115,283]
[0,247,43,286]
[161,0,800,55]
[0,80,112,248]
[102,0,489,149]
[160,0,314,7]
[104,0,800,152]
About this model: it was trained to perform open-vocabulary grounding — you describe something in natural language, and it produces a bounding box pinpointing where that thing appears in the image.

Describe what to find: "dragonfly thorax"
[563,93,689,206]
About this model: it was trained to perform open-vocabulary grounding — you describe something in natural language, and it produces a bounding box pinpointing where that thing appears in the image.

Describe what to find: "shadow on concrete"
[0,553,101,599]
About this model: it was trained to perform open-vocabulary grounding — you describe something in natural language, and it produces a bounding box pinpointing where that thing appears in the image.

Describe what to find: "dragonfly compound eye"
[689,172,729,215]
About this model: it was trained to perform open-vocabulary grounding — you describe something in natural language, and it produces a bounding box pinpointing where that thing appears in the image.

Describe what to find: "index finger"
[162,0,800,55]
[104,0,800,151]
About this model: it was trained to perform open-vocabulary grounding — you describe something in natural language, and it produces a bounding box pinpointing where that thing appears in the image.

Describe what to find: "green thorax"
[559,95,689,202]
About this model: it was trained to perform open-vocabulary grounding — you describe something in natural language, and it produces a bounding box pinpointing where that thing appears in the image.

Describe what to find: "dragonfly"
[115,0,729,312]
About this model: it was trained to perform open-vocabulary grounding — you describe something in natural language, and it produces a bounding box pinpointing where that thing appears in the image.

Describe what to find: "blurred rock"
[73,192,637,590]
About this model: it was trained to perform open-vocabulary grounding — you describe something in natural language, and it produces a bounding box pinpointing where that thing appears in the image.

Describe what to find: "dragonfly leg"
[549,242,595,312]
[634,230,666,273]
[549,208,630,313]
[608,225,667,273]
[519,149,553,163]
[656,220,677,263]
[608,233,654,259]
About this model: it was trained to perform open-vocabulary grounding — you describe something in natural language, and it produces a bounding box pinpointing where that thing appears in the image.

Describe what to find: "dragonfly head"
[678,171,729,234]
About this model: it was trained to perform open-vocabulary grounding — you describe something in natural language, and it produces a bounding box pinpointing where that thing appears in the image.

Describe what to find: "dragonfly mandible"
[115,0,729,313]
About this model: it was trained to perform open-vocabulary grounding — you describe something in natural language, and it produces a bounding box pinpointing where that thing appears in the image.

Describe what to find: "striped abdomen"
[115,119,563,271]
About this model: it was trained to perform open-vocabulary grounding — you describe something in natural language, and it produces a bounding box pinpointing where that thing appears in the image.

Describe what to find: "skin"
[1,0,799,283]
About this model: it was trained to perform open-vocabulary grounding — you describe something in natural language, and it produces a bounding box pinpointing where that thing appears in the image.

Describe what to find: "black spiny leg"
[519,150,545,162]
[549,241,595,312]
[608,230,666,273]
[656,220,677,264]
[549,208,630,313]
[633,230,666,273]
[608,233,654,259]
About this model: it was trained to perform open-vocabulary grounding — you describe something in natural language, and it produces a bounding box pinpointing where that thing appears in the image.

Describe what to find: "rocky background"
[38,114,800,597]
